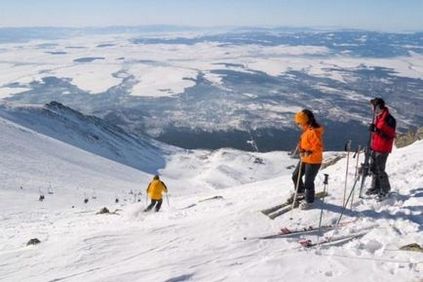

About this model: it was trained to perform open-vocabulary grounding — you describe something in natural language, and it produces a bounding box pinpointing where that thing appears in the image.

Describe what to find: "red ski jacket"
[370,108,396,153]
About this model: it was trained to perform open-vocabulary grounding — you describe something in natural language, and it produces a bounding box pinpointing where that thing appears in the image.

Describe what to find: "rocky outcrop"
[395,128,423,148]
[27,238,41,246]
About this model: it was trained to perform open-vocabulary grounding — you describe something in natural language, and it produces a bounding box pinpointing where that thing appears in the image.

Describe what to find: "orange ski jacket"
[298,126,324,164]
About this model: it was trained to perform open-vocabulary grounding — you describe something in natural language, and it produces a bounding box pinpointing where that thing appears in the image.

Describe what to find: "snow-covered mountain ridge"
[0,101,169,174]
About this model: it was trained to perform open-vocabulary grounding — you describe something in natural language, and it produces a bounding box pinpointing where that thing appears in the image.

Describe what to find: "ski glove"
[368,124,378,133]
[300,149,312,156]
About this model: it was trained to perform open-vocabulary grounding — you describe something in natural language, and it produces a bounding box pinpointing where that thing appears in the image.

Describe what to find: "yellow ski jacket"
[147,180,168,200]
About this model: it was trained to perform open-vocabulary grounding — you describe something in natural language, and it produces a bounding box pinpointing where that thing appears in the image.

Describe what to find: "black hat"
[370,97,385,108]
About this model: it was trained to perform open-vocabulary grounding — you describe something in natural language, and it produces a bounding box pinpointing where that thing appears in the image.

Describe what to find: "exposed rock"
[96,207,121,215]
[399,243,423,253]
[27,238,41,246]
[321,153,345,170]
[395,128,423,148]
[253,157,264,164]
[97,207,110,214]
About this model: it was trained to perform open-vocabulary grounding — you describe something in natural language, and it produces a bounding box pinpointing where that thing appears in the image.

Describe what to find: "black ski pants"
[292,161,321,203]
[370,151,391,194]
[145,199,163,212]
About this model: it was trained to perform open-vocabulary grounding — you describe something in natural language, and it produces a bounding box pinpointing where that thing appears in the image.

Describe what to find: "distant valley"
[1,27,422,151]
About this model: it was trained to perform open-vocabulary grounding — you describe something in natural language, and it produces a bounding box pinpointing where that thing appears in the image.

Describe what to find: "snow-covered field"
[1,34,423,98]
[0,113,422,281]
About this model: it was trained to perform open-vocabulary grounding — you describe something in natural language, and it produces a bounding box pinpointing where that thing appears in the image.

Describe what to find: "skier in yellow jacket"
[290,109,324,210]
[144,175,168,212]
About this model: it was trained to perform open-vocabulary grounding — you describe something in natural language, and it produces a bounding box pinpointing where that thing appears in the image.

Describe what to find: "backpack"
[385,113,396,130]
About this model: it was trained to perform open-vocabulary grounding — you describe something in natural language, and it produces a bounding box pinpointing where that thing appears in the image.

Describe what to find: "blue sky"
[0,0,422,31]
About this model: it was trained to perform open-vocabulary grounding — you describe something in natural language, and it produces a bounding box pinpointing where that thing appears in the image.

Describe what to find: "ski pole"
[291,158,304,210]
[317,174,329,245]
[343,140,352,207]
[358,105,377,198]
[330,148,367,241]
[350,145,361,209]
[332,170,362,234]
[328,174,360,242]
[358,146,372,198]
[165,193,170,207]
[289,145,299,159]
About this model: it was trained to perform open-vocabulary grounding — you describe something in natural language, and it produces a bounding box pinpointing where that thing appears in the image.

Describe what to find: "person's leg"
[292,161,305,193]
[367,152,379,195]
[144,199,157,211]
[155,199,163,212]
[304,163,321,203]
[289,161,306,203]
[374,152,390,195]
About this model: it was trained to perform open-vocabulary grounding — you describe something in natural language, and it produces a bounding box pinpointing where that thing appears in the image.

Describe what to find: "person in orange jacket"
[144,175,168,212]
[290,109,324,210]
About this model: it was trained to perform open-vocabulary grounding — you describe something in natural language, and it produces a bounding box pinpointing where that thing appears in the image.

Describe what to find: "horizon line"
[0,24,421,34]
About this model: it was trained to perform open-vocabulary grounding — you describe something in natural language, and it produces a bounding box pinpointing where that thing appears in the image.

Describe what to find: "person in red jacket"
[366,97,396,198]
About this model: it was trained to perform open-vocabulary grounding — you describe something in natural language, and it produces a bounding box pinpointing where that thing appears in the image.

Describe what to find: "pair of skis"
[250,223,339,240]
[246,219,356,240]
[245,221,372,249]
[261,191,328,220]
[298,230,368,248]
[299,222,377,248]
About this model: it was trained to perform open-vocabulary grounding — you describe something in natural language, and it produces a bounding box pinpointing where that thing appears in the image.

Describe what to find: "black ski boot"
[365,188,378,196]
[287,192,304,204]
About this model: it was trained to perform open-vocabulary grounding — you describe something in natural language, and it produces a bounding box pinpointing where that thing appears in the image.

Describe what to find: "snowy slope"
[0,115,151,203]
[0,101,168,174]
[0,114,422,281]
